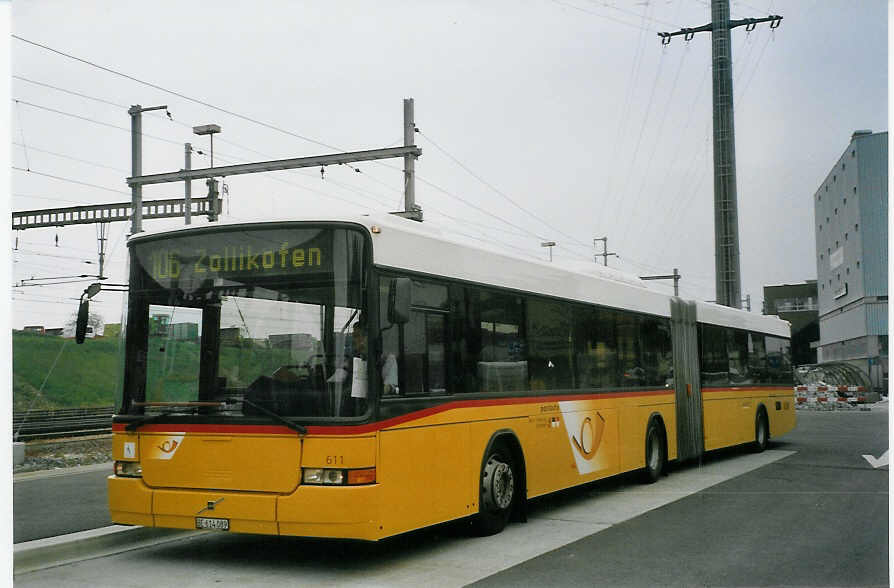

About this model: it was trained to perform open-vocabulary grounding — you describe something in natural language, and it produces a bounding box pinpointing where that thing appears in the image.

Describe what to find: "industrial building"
[813,130,888,391]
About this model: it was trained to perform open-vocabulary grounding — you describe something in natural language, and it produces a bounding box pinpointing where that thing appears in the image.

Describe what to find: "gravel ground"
[14,435,113,474]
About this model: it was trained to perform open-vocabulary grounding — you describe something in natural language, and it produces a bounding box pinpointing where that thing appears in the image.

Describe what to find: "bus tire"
[642,419,665,484]
[753,409,769,453]
[472,445,516,536]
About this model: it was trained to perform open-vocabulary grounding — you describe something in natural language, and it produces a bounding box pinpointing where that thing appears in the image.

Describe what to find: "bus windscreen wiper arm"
[229,397,307,435]
[125,411,191,432]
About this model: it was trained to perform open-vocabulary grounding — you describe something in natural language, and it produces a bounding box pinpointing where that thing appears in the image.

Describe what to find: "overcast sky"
[7,0,889,330]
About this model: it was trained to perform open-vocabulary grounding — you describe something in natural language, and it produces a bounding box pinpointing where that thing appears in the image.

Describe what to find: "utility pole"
[184,143,192,225]
[640,268,681,296]
[593,237,618,266]
[659,2,782,309]
[129,104,168,234]
[402,98,421,221]
[96,222,109,279]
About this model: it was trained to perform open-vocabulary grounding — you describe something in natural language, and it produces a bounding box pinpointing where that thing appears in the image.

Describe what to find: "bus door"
[670,298,703,461]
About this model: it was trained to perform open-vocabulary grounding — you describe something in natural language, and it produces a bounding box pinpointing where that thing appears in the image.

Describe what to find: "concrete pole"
[712,0,742,308]
[129,105,142,234]
[184,143,192,225]
[403,98,415,214]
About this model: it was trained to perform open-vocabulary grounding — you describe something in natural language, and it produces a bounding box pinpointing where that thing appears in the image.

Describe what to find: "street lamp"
[541,241,556,262]
[192,124,221,167]
[193,124,222,222]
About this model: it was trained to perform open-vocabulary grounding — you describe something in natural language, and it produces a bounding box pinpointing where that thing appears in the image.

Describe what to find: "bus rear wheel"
[642,420,665,484]
[473,447,515,535]
[753,410,769,453]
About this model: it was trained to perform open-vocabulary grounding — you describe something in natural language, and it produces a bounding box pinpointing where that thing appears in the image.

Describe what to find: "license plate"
[195,517,229,531]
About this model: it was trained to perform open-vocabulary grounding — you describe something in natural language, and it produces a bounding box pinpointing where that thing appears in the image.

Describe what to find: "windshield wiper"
[227,397,307,435]
[124,401,224,432]
[125,409,195,432]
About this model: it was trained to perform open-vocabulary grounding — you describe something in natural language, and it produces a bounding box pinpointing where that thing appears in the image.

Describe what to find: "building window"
[825,185,829,192]
[857,261,861,269]
[844,198,847,205]
[834,208,838,215]
[833,174,837,182]
[846,267,850,275]
[835,241,839,248]
[827,248,831,255]
[819,225,822,232]
[855,223,859,231]
[852,150,855,157]
[845,233,848,240]
[853,186,857,194]
[842,162,846,171]
[837,273,840,281]
[826,217,830,223]
[820,253,824,260]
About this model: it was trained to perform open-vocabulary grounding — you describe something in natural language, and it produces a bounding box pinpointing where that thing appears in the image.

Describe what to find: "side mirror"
[75,299,89,344]
[388,278,412,325]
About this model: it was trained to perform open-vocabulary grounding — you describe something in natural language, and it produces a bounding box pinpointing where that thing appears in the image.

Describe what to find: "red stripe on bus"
[111,389,675,436]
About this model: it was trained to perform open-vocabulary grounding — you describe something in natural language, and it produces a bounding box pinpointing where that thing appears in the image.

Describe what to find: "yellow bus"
[104,214,795,539]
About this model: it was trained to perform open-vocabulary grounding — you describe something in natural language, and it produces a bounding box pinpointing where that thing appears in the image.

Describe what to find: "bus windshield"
[120,225,368,420]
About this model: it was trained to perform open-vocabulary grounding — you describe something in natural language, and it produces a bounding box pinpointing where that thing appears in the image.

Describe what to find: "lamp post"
[541,241,556,262]
[192,124,221,167]
[193,124,222,222]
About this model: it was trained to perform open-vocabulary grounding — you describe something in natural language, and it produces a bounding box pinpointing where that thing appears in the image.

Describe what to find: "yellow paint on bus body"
[108,388,793,541]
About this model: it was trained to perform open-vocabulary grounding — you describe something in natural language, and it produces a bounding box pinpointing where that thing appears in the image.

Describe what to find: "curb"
[14,525,199,575]
[14,461,114,482]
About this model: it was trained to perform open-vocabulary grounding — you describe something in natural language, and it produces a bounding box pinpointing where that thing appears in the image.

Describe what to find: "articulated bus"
[105,214,795,539]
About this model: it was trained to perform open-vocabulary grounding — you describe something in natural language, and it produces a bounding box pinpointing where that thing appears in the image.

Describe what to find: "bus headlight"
[115,461,143,477]
[302,467,375,485]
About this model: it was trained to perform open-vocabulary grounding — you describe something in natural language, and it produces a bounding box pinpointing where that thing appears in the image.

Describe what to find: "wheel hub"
[482,456,514,511]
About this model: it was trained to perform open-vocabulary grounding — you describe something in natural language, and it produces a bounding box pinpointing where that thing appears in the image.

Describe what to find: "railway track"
[12,406,115,441]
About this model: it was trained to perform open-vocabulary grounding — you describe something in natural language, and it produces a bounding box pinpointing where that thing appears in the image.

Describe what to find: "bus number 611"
[326,456,344,465]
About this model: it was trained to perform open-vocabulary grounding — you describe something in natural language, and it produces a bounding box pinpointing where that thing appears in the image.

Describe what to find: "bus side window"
[527,297,572,390]
[378,276,449,396]
[699,324,729,386]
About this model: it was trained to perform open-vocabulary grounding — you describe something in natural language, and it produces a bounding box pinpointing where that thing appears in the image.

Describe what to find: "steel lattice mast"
[659,1,782,308]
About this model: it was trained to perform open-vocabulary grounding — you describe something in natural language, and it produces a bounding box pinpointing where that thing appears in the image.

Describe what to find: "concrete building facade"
[813,130,888,391]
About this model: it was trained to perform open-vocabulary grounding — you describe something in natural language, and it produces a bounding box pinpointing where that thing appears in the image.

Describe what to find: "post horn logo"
[571,413,606,461]
[158,439,179,454]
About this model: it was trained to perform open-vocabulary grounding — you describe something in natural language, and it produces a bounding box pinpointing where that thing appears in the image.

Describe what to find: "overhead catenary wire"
[548,0,658,33]
[418,130,595,254]
[12,142,130,174]
[617,42,690,250]
[12,38,559,262]
[15,100,32,171]
[597,1,654,227]
[12,34,340,153]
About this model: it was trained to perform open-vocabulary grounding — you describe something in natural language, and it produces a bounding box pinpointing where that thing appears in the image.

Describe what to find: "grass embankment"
[14,332,312,410]
[13,332,121,411]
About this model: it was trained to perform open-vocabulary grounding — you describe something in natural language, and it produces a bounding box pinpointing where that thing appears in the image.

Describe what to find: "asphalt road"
[13,465,112,544]
[14,408,888,587]
[473,408,889,587]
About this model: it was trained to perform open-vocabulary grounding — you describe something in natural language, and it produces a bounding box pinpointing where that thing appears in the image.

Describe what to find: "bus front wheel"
[473,447,515,535]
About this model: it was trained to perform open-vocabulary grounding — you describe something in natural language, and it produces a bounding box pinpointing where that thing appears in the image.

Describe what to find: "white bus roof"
[129,213,790,337]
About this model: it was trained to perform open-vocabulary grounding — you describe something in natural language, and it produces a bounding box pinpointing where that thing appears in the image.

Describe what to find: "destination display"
[134,228,338,289]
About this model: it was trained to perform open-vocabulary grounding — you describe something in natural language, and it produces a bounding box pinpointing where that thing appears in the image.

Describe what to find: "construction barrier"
[794,385,867,410]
